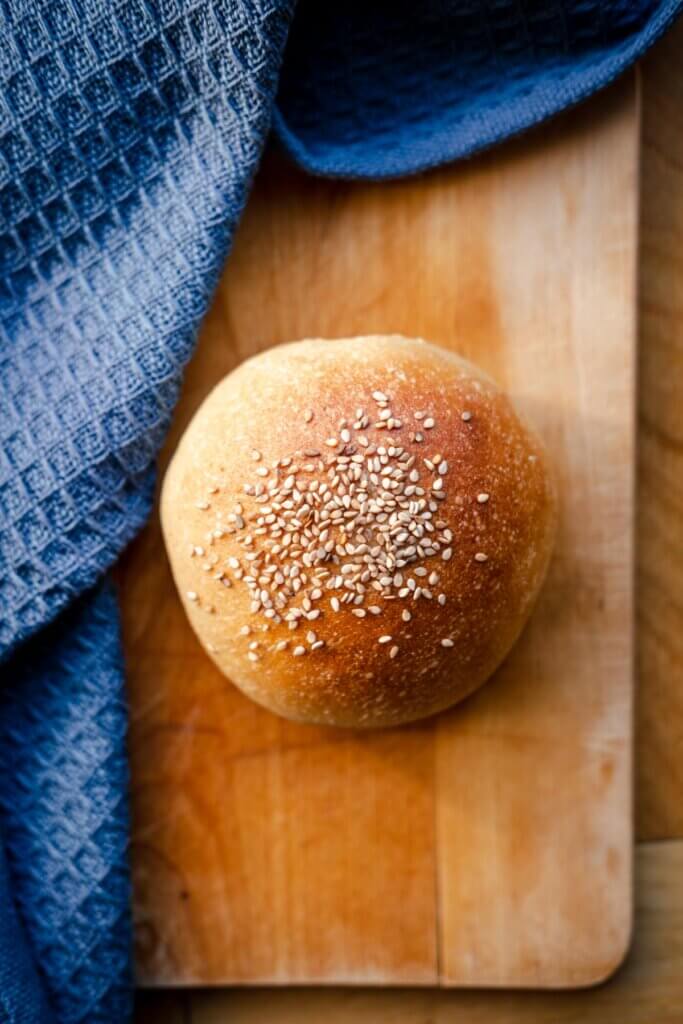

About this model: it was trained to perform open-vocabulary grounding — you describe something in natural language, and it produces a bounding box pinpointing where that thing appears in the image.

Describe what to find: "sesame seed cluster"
[188,390,488,663]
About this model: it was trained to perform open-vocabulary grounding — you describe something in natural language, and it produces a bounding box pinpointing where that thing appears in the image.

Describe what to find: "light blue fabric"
[0,1,680,1021]
[0,2,295,1020]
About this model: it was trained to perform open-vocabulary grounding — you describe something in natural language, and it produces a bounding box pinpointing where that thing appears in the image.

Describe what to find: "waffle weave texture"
[274,0,683,178]
[0,2,295,1022]
[0,1,680,1021]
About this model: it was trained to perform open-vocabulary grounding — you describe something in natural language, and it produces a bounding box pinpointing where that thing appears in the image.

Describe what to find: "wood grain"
[133,21,683,1023]
[433,81,637,985]
[637,22,683,841]
[117,76,637,989]
[135,839,683,1023]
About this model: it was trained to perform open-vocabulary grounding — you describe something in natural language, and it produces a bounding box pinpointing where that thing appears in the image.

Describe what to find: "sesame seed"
[378,635,392,644]
[239,625,251,636]
[474,552,488,562]
[438,593,447,605]
[389,646,399,659]
[248,651,260,662]
[204,394,459,653]
[195,501,210,510]
[442,547,453,561]
[423,418,435,429]
[414,411,425,421]
[477,493,490,504]
[461,411,472,422]
[293,646,306,656]
[187,591,198,602]
[251,449,262,461]
[311,640,325,651]
[304,410,314,423]
[441,638,454,648]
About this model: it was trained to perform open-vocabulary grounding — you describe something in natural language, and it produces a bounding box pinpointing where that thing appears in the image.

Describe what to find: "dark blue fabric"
[1,583,131,1024]
[274,0,683,178]
[0,1,680,1022]
[0,838,53,1024]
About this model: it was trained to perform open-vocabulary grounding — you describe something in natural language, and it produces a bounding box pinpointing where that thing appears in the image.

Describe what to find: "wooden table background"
[135,21,683,1023]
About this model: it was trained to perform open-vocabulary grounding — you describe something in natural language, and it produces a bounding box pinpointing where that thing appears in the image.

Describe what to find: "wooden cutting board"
[118,75,637,990]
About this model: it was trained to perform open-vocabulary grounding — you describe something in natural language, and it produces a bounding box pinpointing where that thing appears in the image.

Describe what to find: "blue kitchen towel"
[0,3,295,1022]
[0,1,680,1021]
[274,0,683,179]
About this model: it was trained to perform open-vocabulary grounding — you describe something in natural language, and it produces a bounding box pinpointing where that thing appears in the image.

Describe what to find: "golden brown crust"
[161,336,557,727]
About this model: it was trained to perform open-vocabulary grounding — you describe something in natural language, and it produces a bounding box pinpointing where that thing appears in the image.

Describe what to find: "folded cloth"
[0,1,679,1021]
[0,583,130,1024]
[274,0,683,178]
[0,2,295,1021]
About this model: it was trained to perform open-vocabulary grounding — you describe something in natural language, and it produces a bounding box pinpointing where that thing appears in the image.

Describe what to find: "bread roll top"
[161,336,557,727]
